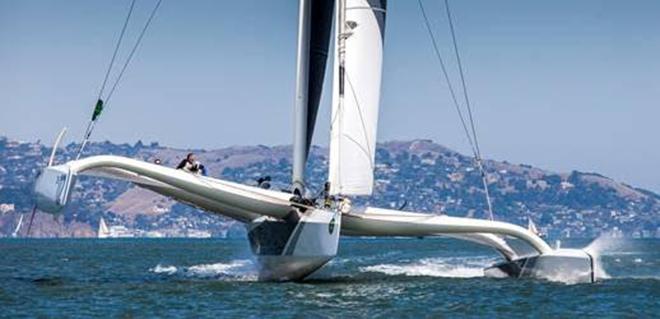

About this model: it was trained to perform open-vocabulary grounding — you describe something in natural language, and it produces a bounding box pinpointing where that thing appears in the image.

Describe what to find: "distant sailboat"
[528,217,544,238]
[98,217,110,238]
[11,214,24,238]
[528,217,538,234]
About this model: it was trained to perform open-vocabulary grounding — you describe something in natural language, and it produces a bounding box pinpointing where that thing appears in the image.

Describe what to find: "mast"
[292,0,335,196]
[334,0,347,194]
[292,0,311,195]
[337,0,346,99]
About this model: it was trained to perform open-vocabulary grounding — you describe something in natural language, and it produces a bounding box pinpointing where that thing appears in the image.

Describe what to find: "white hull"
[248,208,341,281]
[485,249,596,283]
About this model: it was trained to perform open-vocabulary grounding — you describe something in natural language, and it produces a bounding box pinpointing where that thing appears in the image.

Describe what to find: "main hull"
[256,255,333,281]
[247,208,341,281]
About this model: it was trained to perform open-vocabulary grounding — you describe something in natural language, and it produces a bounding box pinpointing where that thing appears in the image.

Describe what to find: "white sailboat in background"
[528,217,539,234]
[98,217,110,238]
[97,217,136,238]
[32,0,597,282]
[11,214,24,238]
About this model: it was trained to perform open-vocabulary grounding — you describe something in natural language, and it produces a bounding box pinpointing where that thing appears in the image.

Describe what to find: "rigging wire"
[442,0,494,221]
[76,0,163,160]
[105,0,163,105]
[445,0,494,220]
[417,0,494,220]
[416,0,477,157]
[444,0,481,158]
[76,0,136,160]
[98,0,136,102]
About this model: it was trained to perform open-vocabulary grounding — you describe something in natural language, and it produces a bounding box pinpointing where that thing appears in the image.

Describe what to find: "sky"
[1,0,659,192]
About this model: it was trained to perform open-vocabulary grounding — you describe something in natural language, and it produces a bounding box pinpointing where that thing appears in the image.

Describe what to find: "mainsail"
[292,0,335,193]
[329,0,387,196]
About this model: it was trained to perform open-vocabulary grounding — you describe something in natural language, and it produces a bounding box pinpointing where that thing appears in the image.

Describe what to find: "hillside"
[0,136,658,238]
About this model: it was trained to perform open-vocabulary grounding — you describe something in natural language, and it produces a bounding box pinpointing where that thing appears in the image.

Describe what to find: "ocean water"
[0,237,658,318]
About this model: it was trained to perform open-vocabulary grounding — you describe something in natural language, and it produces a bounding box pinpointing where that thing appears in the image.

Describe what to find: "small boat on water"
[97,217,136,238]
[97,217,110,238]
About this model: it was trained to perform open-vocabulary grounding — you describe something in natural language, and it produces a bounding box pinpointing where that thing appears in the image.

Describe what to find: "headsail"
[329,0,387,196]
[292,0,335,193]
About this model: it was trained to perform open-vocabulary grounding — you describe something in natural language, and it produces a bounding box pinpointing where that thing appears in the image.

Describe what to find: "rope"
[98,0,136,102]
[416,0,477,157]
[25,204,38,237]
[105,0,163,105]
[418,0,494,220]
[442,0,494,221]
[444,0,482,159]
[76,0,163,160]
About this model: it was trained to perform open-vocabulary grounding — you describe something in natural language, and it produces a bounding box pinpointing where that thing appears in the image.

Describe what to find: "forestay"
[329,0,387,196]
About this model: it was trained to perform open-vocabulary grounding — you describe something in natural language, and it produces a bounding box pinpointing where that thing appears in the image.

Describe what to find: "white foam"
[186,260,254,278]
[583,234,624,280]
[150,259,258,281]
[360,256,495,278]
[149,264,178,275]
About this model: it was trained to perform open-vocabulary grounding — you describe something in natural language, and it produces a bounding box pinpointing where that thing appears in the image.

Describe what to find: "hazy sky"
[1,0,659,192]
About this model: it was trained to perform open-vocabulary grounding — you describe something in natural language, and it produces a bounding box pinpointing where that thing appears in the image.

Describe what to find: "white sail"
[528,217,539,235]
[11,214,24,238]
[329,0,387,196]
[98,217,110,238]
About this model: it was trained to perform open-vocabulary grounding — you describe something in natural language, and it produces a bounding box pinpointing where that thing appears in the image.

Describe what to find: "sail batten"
[329,0,387,196]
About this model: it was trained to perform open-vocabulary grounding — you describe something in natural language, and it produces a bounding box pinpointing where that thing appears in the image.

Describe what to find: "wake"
[359,256,498,278]
[149,259,258,281]
[583,233,659,281]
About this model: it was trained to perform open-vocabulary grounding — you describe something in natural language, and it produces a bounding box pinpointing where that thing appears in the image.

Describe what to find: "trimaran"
[33,0,597,282]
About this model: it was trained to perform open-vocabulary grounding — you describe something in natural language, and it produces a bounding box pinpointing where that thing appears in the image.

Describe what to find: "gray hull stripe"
[283,220,307,255]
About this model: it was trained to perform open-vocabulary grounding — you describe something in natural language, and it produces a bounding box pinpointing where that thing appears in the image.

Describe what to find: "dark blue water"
[1,238,658,318]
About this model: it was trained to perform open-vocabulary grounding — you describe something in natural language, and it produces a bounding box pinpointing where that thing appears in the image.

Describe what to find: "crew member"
[257,176,271,189]
[176,153,206,175]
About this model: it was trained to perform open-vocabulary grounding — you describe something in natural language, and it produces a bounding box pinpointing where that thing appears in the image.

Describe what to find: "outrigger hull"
[485,249,596,283]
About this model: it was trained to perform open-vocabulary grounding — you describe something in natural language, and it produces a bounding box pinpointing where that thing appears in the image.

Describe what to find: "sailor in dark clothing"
[257,176,271,189]
[176,153,206,175]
